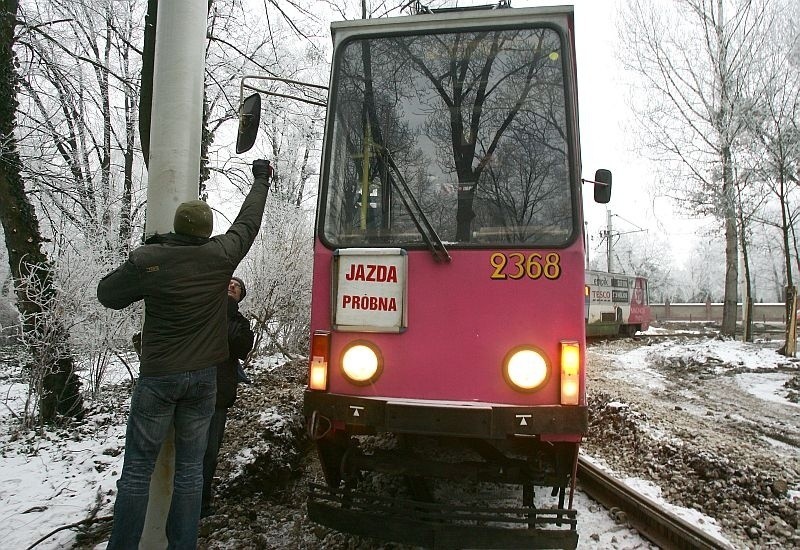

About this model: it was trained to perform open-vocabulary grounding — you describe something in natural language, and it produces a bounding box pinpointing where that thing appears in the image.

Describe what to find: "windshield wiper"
[359,39,450,263]
[382,151,451,263]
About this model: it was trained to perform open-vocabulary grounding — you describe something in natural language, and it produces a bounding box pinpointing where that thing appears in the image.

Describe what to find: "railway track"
[577,457,734,550]
[588,327,788,343]
[634,331,719,340]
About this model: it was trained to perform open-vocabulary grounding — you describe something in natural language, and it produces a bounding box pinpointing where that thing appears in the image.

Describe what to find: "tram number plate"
[490,252,562,280]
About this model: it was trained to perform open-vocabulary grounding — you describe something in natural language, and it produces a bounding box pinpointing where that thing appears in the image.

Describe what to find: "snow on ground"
[1,333,798,548]
[0,353,281,550]
[736,372,800,407]
[586,332,800,548]
[594,334,800,406]
[0,356,128,550]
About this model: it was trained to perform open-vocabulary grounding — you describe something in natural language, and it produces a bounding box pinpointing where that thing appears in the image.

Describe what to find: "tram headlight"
[504,347,549,391]
[560,340,580,405]
[340,340,382,385]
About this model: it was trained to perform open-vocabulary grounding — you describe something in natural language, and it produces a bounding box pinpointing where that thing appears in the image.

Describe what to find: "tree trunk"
[784,286,797,357]
[200,92,211,199]
[100,7,113,236]
[296,120,315,207]
[777,168,796,355]
[120,76,136,253]
[0,0,83,423]
[115,2,136,253]
[737,192,753,342]
[721,157,739,336]
[716,0,737,337]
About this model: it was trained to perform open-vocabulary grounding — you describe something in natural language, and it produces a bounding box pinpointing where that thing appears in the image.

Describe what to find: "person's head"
[228,277,246,303]
[173,200,213,238]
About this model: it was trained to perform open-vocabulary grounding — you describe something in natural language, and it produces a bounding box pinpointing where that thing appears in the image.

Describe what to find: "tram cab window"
[322,25,577,248]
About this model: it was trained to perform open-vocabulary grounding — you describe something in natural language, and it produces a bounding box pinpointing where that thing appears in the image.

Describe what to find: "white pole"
[140,426,174,548]
[140,2,207,548]
[145,0,207,237]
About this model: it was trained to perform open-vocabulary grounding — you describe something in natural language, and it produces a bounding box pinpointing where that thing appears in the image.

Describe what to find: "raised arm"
[216,160,273,265]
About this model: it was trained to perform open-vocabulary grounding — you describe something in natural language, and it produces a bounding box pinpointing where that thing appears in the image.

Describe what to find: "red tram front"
[302,5,611,548]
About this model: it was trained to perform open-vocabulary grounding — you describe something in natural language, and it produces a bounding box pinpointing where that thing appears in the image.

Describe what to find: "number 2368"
[490,252,561,280]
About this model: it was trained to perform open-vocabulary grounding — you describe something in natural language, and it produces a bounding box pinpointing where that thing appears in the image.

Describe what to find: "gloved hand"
[252,159,273,180]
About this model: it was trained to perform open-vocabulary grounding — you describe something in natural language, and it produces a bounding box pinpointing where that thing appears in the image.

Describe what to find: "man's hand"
[252,159,273,180]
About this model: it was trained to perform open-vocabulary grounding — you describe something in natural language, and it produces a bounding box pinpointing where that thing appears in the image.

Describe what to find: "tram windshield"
[321,25,575,248]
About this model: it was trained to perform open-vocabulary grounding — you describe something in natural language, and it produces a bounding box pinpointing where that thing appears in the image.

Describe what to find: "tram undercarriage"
[307,403,582,549]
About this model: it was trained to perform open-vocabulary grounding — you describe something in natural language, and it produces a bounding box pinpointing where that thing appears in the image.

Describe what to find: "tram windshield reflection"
[322,26,575,247]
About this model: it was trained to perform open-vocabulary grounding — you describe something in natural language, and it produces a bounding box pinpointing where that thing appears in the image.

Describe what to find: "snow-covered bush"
[53,245,142,396]
[14,240,141,417]
[237,195,313,360]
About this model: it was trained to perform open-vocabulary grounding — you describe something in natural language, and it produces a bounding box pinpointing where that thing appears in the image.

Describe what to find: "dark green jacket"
[97,177,268,377]
[217,298,255,409]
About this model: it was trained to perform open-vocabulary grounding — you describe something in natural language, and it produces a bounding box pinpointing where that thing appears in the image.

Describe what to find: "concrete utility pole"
[141,2,207,548]
[144,1,207,238]
[584,221,590,269]
[606,208,613,273]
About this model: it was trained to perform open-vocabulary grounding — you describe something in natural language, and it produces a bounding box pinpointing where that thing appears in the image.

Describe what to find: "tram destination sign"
[332,248,408,332]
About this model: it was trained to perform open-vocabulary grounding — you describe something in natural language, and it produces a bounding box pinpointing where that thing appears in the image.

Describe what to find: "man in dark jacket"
[201,276,254,516]
[98,160,273,550]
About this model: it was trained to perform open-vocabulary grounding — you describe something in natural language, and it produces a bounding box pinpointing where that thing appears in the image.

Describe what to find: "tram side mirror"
[235,93,261,154]
[593,169,612,204]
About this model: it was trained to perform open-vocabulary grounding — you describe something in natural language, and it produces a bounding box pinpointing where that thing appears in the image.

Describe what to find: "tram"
[240,3,612,548]
[585,270,651,337]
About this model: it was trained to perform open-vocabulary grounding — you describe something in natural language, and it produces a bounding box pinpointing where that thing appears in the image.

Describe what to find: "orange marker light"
[560,340,580,405]
[308,331,330,391]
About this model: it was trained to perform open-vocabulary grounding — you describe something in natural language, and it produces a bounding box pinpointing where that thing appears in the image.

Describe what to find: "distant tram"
[585,270,651,337]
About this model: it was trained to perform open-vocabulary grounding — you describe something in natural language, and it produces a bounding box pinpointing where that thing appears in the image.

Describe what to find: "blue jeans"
[108,366,216,550]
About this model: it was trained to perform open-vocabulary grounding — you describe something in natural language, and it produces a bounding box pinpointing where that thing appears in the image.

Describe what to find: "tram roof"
[330,5,575,38]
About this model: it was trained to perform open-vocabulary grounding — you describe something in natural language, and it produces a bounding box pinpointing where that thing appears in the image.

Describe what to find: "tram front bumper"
[304,390,587,439]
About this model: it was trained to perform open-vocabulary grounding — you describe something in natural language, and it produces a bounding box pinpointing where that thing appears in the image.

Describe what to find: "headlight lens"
[504,347,549,391]
[341,341,382,384]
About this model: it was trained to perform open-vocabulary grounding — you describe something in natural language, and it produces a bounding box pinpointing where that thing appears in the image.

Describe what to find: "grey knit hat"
[173,200,213,238]
[231,276,246,302]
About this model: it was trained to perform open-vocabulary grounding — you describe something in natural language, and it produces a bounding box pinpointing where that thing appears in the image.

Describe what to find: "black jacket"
[97,177,269,377]
[217,298,255,409]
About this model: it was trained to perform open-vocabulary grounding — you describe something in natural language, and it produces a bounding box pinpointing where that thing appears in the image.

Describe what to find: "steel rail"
[642,329,786,339]
[636,332,723,340]
[577,457,734,550]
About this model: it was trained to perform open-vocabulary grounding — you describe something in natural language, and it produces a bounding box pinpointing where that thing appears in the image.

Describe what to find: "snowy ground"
[1,329,799,549]
[585,330,800,548]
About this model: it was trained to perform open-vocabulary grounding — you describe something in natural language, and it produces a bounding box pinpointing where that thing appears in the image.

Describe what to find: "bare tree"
[201,0,327,204]
[755,221,789,300]
[743,4,800,351]
[619,0,775,335]
[732,166,768,340]
[0,0,84,424]
[15,0,146,253]
[603,229,675,301]
[115,0,142,253]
